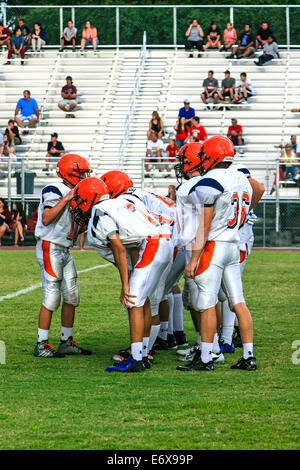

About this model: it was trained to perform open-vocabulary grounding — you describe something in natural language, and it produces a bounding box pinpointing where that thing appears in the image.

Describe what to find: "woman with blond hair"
[147,111,164,139]
[80,21,98,53]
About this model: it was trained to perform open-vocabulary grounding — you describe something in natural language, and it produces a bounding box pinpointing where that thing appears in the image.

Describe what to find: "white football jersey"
[35,182,73,248]
[87,196,171,248]
[177,165,252,245]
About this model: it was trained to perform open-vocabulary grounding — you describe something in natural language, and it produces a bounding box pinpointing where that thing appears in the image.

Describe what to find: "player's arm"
[185,205,214,278]
[248,177,265,211]
[42,189,74,226]
[110,234,136,308]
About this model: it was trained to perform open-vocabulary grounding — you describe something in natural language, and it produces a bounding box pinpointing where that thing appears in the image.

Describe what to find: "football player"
[175,138,264,371]
[34,153,91,358]
[71,177,174,373]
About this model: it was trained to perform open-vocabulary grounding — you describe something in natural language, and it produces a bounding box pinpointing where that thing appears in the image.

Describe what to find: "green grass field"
[0,249,299,450]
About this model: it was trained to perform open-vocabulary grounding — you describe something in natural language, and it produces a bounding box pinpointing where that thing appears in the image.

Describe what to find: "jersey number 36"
[228,192,250,229]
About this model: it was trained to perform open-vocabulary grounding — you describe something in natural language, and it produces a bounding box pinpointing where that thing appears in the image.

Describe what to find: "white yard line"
[0,263,111,302]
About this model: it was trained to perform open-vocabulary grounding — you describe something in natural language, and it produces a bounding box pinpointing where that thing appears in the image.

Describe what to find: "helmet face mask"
[175,143,204,184]
[56,154,92,188]
[70,177,109,229]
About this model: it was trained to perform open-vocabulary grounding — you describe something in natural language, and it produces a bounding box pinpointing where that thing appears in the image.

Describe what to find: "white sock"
[148,324,160,352]
[173,293,184,332]
[196,332,201,346]
[142,337,149,357]
[221,299,235,345]
[243,342,253,359]
[201,342,213,363]
[131,342,143,361]
[38,328,49,343]
[212,333,220,354]
[61,326,73,341]
[159,321,168,340]
[167,293,174,335]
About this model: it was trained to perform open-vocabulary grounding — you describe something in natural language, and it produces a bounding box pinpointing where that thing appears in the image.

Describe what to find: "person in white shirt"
[145,131,164,174]
[236,72,254,104]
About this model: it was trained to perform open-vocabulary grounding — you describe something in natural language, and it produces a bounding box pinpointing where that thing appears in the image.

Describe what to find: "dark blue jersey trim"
[42,185,63,203]
[237,167,251,178]
[189,178,224,195]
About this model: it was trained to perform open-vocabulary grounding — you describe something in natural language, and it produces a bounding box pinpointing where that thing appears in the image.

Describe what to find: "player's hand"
[120,287,136,309]
[65,188,74,201]
[185,260,198,278]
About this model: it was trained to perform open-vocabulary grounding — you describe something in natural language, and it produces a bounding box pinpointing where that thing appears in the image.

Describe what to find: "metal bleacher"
[1,46,300,198]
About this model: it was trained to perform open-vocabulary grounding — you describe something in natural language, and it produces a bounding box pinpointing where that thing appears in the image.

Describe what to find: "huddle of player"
[33,135,265,373]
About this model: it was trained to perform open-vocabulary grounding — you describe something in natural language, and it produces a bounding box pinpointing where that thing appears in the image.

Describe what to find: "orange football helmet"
[56,154,91,188]
[100,170,133,198]
[175,142,204,182]
[70,177,109,227]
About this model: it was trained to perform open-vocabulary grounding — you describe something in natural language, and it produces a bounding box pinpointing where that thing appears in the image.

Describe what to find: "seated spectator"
[185,19,204,58]
[280,144,299,180]
[274,135,300,157]
[58,76,77,118]
[188,117,207,141]
[0,198,11,247]
[43,132,65,173]
[5,120,21,145]
[230,24,256,59]
[10,202,27,247]
[14,90,39,135]
[80,21,98,53]
[201,70,219,109]
[227,118,244,153]
[0,22,11,49]
[174,117,189,149]
[145,131,164,174]
[166,138,179,172]
[60,20,77,52]
[254,35,280,66]
[31,23,46,52]
[236,72,254,104]
[203,21,222,51]
[222,22,237,51]
[147,111,164,140]
[0,135,17,172]
[18,19,31,51]
[256,21,273,50]
[4,27,25,66]
[218,70,236,103]
[178,99,195,125]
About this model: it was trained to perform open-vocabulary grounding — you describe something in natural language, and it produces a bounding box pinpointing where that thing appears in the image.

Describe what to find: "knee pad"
[194,291,218,313]
[150,300,159,317]
[62,278,80,307]
[218,286,227,302]
[43,281,61,312]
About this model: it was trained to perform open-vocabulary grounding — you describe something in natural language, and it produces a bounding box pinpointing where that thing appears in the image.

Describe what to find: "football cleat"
[105,356,145,373]
[174,331,188,347]
[142,356,153,369]
[212,352,225,364]
[112,350,131,363]
[34,341,65,358]
[231,356,257,370]
[57,336,92,355]
[219,339,235,354]
[177,343,197,356]
[177,345,200,362]
[167,334,177,349]
[154,336,169,351]
[176,358,215,372]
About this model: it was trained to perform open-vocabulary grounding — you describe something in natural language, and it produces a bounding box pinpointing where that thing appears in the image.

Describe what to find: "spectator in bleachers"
[201,70,219,109]
[4,120,21,145]
[147,111,164,140]
[60,19,77,53]
[230,24,256,59]
[166,138,179,172]
[203,21,222,51]
[274,135,300,157]
[31,23,46,52]
[15,90,39,135]
[80,21,98,53]
[10,202,27,247]
[227,118,244,153]
[174,117,189,149]
[185,19,204,58]
[254,35,280,66]
[188,117,207,141]
[145,131,164,174]
[218,70,236,103]
[256,21,273,50]
[178,99,195,125]
[44,132,65,173]
[279,144,299,180]
[4,27,25,66]
[18,19,31,51]
[236,72,254,104]
[58,76,77,118]
[222,22,237,52]
[0,135,17,172]
[0,22,11,49]
[0,198,11,247]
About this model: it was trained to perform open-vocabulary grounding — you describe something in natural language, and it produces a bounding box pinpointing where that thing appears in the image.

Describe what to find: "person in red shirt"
[0,23,11,49]
[188,117,207,141]
[174,117,189,149]
[227,118,244,152]
[166,138,179,171]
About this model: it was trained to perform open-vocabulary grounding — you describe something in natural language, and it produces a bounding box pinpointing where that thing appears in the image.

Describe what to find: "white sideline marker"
[0,263,111,302]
